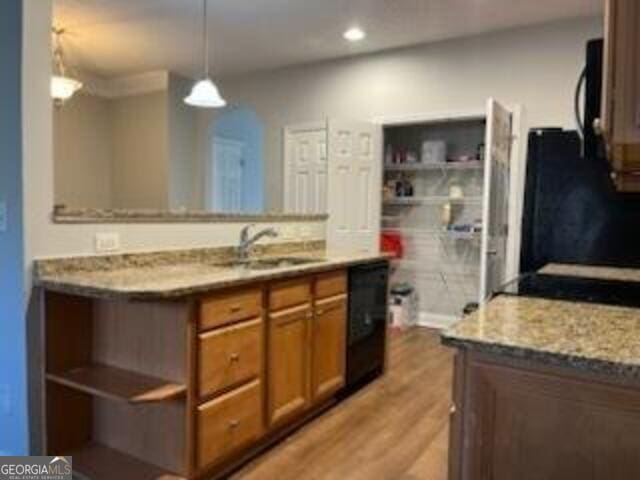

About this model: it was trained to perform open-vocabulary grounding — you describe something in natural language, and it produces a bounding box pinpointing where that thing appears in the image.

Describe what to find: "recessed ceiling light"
[343,27,366,42]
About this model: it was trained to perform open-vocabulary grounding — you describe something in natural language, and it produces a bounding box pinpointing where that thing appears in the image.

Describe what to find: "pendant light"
[51,28,83,104]
[184,0,226,108]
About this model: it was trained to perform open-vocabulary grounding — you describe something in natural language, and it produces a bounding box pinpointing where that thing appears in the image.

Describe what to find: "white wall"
[207,16,602,210]
[22,0,325,265]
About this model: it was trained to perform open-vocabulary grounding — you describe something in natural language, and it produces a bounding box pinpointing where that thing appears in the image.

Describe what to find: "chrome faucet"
[237,224,279,261]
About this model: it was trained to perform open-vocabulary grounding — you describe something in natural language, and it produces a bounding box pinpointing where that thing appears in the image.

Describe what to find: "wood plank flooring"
[232,328,453,480]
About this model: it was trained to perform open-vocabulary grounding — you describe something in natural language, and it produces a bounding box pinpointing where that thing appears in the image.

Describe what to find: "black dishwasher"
[343,261,389,393]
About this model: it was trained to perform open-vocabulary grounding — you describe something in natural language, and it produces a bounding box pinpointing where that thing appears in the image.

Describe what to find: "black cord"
[574,65,587,140]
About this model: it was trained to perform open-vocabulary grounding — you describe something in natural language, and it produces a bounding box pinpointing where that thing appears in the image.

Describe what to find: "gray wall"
[208,17,602,211]
[54,92,114,208]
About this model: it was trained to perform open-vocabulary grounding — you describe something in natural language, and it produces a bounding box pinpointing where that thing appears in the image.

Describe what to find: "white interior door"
[284,124,328,214]
[479,99,513,302]
[327,119,382,254]
[212,137,244,212]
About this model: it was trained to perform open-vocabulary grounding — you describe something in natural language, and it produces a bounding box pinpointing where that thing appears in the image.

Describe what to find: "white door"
[212,137,244,212]
[479,99,513,302]
[284,124,328,214]
[327,119,382,254]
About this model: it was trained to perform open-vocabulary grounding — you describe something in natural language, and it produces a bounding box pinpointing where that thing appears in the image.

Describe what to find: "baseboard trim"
[417,312,459,330]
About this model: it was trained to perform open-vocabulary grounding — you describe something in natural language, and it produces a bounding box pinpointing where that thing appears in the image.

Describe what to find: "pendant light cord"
[203,0,209,78]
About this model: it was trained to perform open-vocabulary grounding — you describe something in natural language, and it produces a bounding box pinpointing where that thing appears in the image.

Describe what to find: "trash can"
[389,283,419,330]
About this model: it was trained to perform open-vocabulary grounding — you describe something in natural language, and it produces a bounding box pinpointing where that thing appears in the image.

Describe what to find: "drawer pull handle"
[229,305,242,313]
[228,419,240,429]
[316,309,324,316]
[229,353,240,363]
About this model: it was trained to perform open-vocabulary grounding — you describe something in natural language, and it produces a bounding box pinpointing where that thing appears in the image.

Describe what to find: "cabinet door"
[602,0,640,190]
[311,294,347,402]
[267,304,311,427]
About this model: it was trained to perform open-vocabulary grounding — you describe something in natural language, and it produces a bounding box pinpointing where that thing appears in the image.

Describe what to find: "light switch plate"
[94,232,120,253]
[0,201,7,232]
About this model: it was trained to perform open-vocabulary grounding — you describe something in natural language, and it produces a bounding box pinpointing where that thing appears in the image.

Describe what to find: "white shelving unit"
[384,160,483,172]
[382,116,486,328]
[383,196,483,206]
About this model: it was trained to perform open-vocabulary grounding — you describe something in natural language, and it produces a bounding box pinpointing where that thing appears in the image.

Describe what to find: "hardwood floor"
[232,328,453,480]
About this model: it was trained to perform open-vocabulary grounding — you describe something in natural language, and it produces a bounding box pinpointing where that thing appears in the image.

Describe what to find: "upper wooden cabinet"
[602,0,640,191]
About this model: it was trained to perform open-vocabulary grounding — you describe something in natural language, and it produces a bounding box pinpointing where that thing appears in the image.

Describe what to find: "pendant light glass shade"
[184,78,226,108]
[51,75,83,102]
[184,0,226,108]
[51,28,82,103]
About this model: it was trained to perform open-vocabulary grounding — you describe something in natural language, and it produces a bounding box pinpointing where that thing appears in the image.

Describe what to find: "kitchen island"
[441,294,640,480]
[34,242,389,480]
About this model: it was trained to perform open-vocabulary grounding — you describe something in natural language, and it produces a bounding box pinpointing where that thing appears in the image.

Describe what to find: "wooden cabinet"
[200,286,262,330]
[198,318,262,398]
[602,0,640,191]
[267,304,312,427]
[197,380,263,470]
[311,294,347,402]
[450,351,640,480]
[44,266,357,480]
[266,271,348,427]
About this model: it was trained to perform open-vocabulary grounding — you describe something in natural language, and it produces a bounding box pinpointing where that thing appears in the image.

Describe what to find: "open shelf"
[383,196,483,206]
[70,443,185,480]
[384,160,483,171]
[46,364,186,404]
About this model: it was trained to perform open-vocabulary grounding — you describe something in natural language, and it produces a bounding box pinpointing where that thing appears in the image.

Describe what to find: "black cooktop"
[518,273,640,309]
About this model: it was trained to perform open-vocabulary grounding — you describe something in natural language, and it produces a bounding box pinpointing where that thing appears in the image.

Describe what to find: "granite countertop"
[34,245,389,299]
[441,295,640,379]
[52,206,327,224]
[539,263,640,283]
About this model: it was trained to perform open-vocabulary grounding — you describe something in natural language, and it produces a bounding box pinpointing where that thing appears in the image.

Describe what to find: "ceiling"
[53,0,603,79]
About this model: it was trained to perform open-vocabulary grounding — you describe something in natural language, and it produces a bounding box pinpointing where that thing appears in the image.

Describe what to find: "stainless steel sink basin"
[217,257,326,271]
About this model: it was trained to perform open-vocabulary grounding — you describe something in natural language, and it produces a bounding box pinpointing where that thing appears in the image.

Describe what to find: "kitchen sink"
[217,256,326,271]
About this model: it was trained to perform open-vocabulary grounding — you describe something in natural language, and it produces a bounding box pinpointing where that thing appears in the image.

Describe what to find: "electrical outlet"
[94,232,120,253]
[0,201,7,232]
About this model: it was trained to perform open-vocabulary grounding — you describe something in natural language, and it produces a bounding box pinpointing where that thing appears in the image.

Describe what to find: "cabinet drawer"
[315,270,347,299]
[198,318,262,398]
[197,380,263,470]
[268,277,311,311]
[200,287,263,330]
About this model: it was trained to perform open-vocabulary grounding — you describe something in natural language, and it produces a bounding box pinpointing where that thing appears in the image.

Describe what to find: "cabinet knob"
[230,304,242,313]
[228,419,240,429]
[316,309,324,316]
[306,312,313,319]
[229,353,240,363]
[449,404,457,416]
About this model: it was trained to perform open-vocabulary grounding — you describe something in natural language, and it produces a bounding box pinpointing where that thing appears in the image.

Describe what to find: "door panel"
[312,295,347,402]
[327,120,382,254]
[284,126,328,214]
[212,137,244,213]
[267,305,311,427]
[480,99,512,302]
